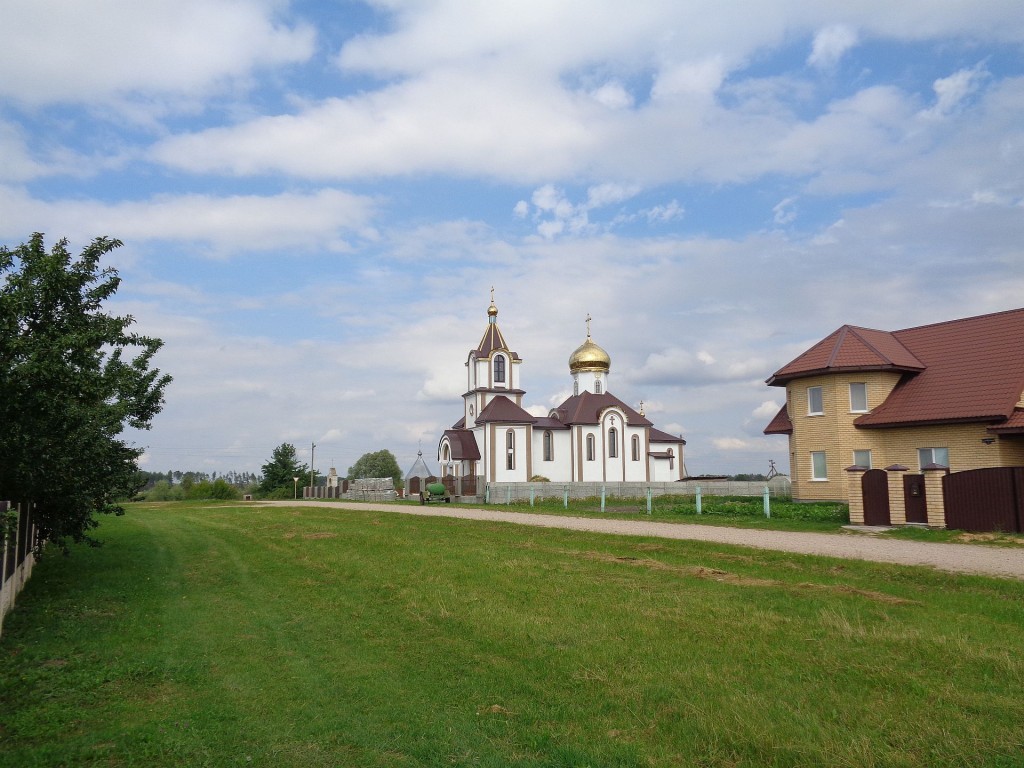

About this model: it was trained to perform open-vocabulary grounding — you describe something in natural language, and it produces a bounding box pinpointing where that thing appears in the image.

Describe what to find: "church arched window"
[586,434,595,461]
[506,429,515,470]
[631,435,640,461]
[608,427,618,458]
[595,378,602,394]
[543,430,553,461]
[494,355,506,384]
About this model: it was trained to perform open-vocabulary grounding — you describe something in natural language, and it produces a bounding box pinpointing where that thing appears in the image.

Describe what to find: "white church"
[437,296,687,484]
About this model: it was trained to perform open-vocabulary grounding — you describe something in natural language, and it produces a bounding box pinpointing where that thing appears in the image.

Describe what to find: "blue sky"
[3,1,1023,478]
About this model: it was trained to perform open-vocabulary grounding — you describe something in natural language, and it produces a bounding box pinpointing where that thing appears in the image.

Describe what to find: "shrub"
[144,480,184,502]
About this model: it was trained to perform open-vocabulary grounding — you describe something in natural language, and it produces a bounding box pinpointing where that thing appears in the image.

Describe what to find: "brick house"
[764,308,1024,502]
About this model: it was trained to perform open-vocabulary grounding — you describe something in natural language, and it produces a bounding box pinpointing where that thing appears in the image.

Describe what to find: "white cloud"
[807,25,858,68]
[921,64,989,119]
[0,186,377,255]
[0,0,315,107]
[643,201,685,223]
[589,81,634,110]
[651,56,728,100]
[752,400,783,419]
[713,437,753,450]
[633,347,769,387]
[773,197,798,225]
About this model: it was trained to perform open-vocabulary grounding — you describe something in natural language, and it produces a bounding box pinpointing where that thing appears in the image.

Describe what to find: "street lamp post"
[293,476,299,500]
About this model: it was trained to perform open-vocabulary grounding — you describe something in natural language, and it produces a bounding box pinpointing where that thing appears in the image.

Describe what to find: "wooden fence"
[1,501,39,638]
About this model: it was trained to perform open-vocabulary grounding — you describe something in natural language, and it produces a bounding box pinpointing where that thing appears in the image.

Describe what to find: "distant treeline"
[134,470,262,491]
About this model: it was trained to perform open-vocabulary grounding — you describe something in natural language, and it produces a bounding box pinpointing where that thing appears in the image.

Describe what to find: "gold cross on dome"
[490,286,495,303]
[586,313,592,338]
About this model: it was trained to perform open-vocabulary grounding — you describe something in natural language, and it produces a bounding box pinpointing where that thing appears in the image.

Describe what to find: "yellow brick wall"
[786,373,1024,501]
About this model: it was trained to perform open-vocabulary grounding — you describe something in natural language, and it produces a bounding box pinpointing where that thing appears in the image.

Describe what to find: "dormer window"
[494,355,506,384]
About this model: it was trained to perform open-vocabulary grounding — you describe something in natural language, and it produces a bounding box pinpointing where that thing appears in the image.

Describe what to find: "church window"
[543,430,553,461]
[586,434,595,461]
[506,429,515,470]
[631,435,640,461]
[595,379,602,394]
[608,427,618,458]
[574,379,579,396]
[494,355,506,384]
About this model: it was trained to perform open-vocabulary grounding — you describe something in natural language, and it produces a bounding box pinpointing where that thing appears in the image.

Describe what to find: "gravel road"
[263,500,1024,580]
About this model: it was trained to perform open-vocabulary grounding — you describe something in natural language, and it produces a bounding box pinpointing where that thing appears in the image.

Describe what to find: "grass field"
[2,501,1023,767]
[474,493,849,533]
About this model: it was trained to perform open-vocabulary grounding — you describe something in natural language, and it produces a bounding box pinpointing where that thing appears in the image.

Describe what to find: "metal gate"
[862,469,891,525]
[903,474,928,524]
[943,467,1024,532]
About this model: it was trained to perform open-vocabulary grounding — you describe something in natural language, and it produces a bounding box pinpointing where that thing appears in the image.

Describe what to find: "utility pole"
[310,442,316,492]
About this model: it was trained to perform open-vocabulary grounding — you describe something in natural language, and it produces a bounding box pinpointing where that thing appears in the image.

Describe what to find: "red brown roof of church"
[554,391,653,427]
[442,429,481,460]
[477,395,535,423]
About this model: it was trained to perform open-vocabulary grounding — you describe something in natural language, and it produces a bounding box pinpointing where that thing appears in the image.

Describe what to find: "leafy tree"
[0,233,171,552]
[347,449,403,489]
[258,443,308,497]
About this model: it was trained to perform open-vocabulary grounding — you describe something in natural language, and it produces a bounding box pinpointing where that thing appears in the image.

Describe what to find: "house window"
[543,430,553,461]
[807,386,823,415]
[918,447,949,469]
[849,382,867,413]
[608,427,618,458]
[586,434,595,461]
[810,451,827,481]
[493,355,506,384]
[631,435,640,461]
[506,429,515,470]
[852,449,872,469]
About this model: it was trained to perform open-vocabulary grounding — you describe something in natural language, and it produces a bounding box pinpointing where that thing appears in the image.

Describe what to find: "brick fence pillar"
[922,463,949,529]
[885,464,909,526]
[845,466,868,525]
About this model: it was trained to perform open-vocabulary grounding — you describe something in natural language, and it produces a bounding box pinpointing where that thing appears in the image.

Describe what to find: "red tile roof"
[442,429,481,460]
[767,308,1024,429]
[989,409,1024,434]
[767,325,923,385]
[763,404,793,435]
[552,391,652,427]
[473,321,520,360]
[650,427,686,445]
[477,395,536,424]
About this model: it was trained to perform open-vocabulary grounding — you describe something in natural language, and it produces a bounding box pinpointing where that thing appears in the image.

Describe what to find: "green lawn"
[473,493,849,533]
[2,502,1023,767]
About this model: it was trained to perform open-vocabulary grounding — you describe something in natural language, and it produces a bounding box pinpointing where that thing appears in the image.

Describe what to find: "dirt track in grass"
[261,500,1024,580]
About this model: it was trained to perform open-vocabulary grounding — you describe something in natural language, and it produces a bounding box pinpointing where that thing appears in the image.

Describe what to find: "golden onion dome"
[569,337,611,373]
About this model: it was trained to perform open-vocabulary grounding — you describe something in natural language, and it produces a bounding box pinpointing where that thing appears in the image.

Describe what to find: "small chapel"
[437,295,686,484]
